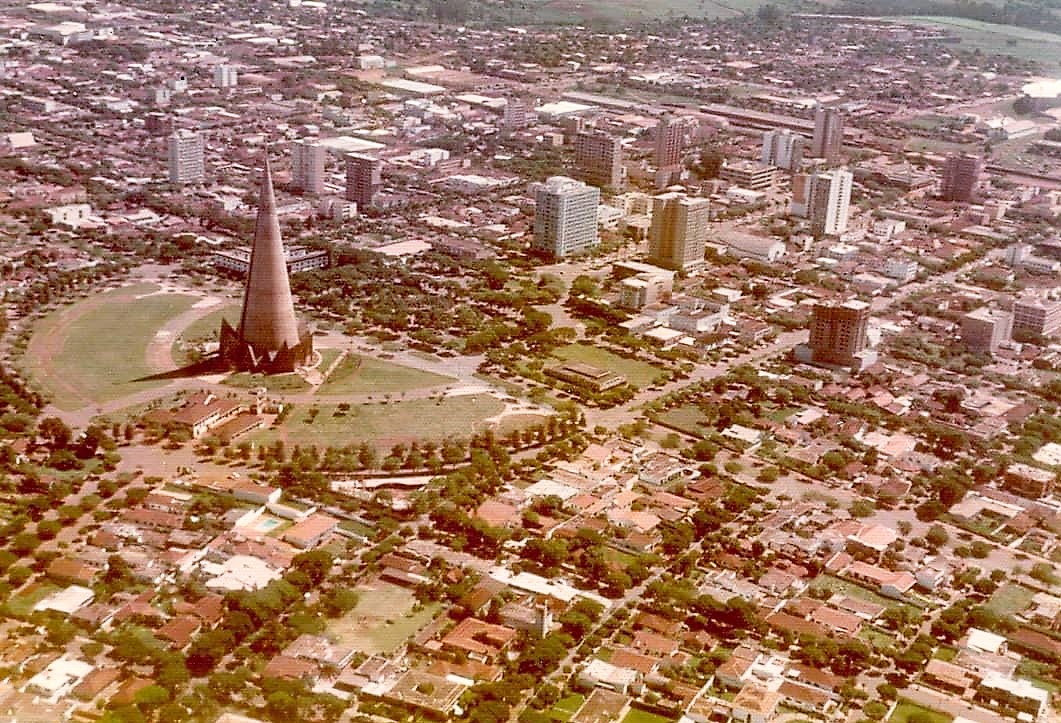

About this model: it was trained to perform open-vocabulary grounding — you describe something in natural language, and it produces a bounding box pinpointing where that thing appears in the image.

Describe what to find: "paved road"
[901,684,1020,723]
[584,328,810,429]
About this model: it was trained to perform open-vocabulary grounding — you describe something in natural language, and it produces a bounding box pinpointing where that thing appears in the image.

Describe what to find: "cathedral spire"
[237,154,302,352]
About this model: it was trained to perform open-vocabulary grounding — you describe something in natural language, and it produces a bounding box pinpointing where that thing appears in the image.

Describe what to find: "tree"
[925,524,949,548]
[38,416,72,448]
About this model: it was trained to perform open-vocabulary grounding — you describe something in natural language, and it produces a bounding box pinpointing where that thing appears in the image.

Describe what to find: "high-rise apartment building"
[801,300,876,371]
[574,130,624,189]
[291,140,326,195]
[167,129,205,185]
[648,192,710,271]
[962,307,1013,355]
[811,106,844,162]
[532,176,600,259]
[213,64,238,89]
[808,168,852,236]
[655,115,684,171]
[1012,294,1061,338]
[503,98,529,131]
[940,153,982,202]
[761,128,806,171]
[345,154,381,209]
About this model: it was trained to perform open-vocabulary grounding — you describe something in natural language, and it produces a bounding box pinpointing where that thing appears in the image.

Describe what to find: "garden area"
[327,582,441,655]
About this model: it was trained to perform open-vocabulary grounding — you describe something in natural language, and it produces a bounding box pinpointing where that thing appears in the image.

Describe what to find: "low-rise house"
[975,672,1050,720]
[730,684,782,723]
[578,658,641,695]
[440,618,518,665]
[841,560,916,599]
[281,513,338,549]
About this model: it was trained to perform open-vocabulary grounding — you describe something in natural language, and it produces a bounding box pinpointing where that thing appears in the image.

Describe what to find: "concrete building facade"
[811,106,844,162]
[532,176,600,259]
[941,153,982,202]
[168,129,205,185]
[574,129,624,189]
[799,300,876,371]
[961,307,1013,355]
[291,139,326,195]
[761,128,806,171]
[808,168,853,237]
[1012,294,1061,338]
[345,153,382,209]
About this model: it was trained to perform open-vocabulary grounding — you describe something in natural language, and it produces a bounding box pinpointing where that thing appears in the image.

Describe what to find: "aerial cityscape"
[4,1,1061,723]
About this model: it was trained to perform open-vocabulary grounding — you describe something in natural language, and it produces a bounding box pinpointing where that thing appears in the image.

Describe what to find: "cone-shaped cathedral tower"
[219,156,313,373]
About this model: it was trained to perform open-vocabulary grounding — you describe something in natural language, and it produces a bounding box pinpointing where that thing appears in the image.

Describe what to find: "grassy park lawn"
[317,354,454,396]
[888,700,952,723]
[171,303,240,364]
[985,582,1035,616]
[252,394,506,449]
[27,284,197,410]
[552,344,667,389]
[328,582,441,655]
[223,371,311,393]
[655,405,711,437]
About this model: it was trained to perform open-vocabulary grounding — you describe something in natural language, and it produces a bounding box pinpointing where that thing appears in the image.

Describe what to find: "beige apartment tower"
[648,192,710,271]
[168,129,205,185]
[574,129,624,190]
[961,307,1012,355]
[291,139,326,195]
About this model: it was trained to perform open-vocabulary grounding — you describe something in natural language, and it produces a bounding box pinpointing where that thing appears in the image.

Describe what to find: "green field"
[889,700,952,723]
[27,284,197,410]
[552,344,667,389]
[171,303,240,364]
[328,582,441,654]
[621,709,675,723]
[252,394,506,449]
[317,354,454,396]
[985,582,1035,616]
[900,16,1061,65]
[223,371,311,393]
[3,582,60,618]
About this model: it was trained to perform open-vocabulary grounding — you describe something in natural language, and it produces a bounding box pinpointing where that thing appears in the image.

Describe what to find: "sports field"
[328,582,441,654]
[316,354,454,396]
[900,16,1061,65]
[26,284,197,410]
[251,393,506,448]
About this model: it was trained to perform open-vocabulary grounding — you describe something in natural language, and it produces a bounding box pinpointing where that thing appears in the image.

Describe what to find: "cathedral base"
[218,319,314,374]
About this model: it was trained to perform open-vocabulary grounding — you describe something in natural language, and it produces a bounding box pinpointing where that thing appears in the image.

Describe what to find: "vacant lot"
[985,582,1035,616]
[552,344,666,389]
[317,354,454,396]
[328,582,441,654]
[252,394,506,449]
[27,285,197,410]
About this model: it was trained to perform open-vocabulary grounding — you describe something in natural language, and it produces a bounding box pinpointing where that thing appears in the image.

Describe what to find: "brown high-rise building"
[219,157,313,373]
[802,300,876,371]
[648,191,709,271]
[811,107,844,162]
[574,129,624,189]
[345,153,381,209]
[940,153,982,202]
